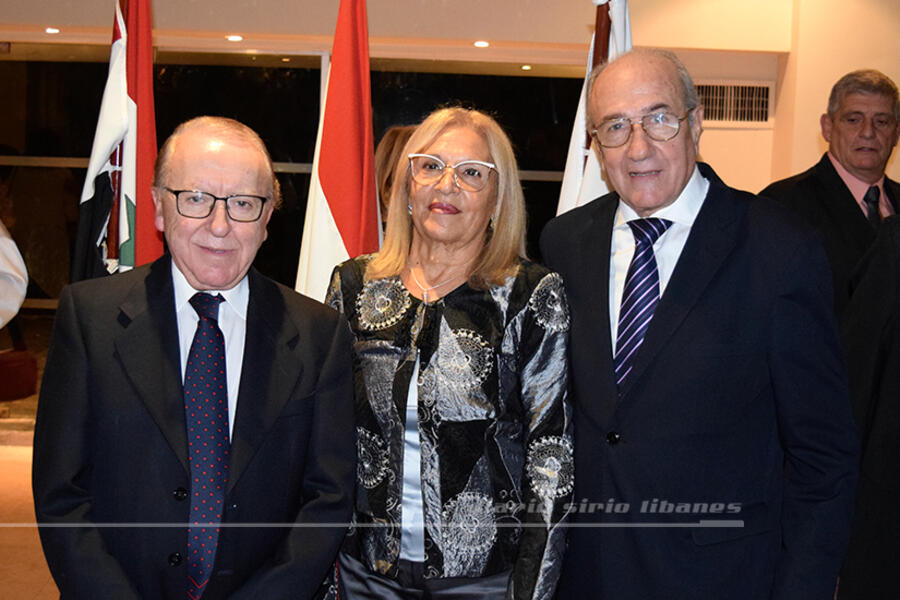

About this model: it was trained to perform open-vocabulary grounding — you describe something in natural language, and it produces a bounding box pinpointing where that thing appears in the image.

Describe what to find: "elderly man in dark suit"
[32,116,355,599]
[541,49,858,600]
[761,70,900,316]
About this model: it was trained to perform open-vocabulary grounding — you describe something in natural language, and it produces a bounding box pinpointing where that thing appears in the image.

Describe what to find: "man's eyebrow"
[838,110,897,119]
[598,103,674,122]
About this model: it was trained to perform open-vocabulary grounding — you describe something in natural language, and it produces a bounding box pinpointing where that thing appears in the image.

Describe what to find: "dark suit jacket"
[760,154,900,316]
[32,256,356,599]
[838,216,900,599]
[540,163,859,600]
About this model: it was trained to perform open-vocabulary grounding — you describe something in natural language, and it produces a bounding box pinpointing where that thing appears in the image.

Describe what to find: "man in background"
[761,70,900,316]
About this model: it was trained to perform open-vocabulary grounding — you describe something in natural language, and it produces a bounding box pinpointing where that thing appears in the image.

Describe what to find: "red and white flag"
[556,0,632,215]
[72,0,160,281]
[295,0,379,301]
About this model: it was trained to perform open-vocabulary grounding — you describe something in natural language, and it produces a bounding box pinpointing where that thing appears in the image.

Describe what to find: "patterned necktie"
[614,218,673,388]
[184,292,230,600]
[863,185,881,229]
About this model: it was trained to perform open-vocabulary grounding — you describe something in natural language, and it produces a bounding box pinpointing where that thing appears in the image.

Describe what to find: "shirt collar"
[171,261,249,319]
[828,152,885,204]
[615,165,709,228]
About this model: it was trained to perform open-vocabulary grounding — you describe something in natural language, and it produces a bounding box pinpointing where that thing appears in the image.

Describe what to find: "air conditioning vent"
[695,83,772,124]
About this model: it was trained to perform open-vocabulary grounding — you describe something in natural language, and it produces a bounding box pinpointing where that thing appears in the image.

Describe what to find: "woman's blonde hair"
[367,107,526,288]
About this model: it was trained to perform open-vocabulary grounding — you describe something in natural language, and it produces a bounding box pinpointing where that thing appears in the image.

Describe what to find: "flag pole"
[555,0,632,216]
[580,3,612,158]
[295,0,379,302]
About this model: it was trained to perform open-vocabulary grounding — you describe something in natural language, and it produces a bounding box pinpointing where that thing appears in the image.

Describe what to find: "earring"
[408,204,412,215]
[489,216,495,230]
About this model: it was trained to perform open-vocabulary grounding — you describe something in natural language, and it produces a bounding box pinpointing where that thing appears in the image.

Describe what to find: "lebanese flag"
[71,0,160,281]
[295,0,379,301]
[556,0,632,215]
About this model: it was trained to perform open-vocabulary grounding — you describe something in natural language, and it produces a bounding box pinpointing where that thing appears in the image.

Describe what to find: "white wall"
[700,128,776,193]
[772,0,900,182]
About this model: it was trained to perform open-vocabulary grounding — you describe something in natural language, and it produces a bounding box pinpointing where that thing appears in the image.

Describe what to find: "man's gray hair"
[586,48,700,129]
[827,69,900,121]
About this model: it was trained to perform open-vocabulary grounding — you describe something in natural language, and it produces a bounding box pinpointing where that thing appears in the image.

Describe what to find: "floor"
[1,313,59,598]
[0,440,58,599]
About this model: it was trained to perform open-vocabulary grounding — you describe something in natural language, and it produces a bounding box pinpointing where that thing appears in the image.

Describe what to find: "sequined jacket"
[327,256,573,600]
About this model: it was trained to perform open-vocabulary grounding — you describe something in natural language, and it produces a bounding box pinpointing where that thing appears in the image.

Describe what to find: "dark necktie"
[863,185,881,229]
[614,218,673,388]
[184,292,230,599]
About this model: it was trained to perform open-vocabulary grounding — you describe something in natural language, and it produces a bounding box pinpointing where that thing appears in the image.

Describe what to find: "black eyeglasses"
[166,188,268,222]
[591,109,693,148]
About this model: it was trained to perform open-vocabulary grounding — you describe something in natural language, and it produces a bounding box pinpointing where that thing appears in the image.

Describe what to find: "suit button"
[606,431,621,445]
[173,487,189,501]
[168,552,182,566]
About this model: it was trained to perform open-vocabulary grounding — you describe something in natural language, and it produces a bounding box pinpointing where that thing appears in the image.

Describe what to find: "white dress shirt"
[172,262,248,436]
[609,166,709,343]
[0,221,27,328]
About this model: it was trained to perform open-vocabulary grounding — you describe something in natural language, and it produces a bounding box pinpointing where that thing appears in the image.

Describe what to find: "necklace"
[408,266,464,303]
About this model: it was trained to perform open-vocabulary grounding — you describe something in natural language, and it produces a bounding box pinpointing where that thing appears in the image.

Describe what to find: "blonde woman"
[327,107,572,599]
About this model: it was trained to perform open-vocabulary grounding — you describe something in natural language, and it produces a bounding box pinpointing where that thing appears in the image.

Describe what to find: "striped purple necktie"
[614,218,673,388]
[185,292,230,600]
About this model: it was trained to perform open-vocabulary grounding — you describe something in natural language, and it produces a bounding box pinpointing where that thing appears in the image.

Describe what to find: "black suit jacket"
[32,256,356,599]
[541,163,858,600]
[760,154,900,316]
[838,216,900,599]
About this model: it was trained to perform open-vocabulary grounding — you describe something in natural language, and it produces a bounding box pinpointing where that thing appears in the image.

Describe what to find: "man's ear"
[151,187,165,233]
[690,106,704,148]
[820,113,833,143]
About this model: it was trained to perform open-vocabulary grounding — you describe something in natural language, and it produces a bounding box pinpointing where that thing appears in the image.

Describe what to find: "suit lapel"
[617,165,742,401]
[814,156,875,253]
[227,270,302,493]
[885,177,900,214]
[114,257,190,473]
[584,199,620,426]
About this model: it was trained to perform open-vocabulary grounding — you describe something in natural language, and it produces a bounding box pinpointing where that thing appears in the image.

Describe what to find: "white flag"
[556,0,632,215]
[295,0,380,302]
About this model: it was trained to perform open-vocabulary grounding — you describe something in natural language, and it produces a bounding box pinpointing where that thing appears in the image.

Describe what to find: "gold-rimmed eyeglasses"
[591,109,693,148]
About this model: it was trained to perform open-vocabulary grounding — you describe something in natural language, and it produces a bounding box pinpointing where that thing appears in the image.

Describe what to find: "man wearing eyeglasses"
[541,49,858,600]
[761,70,900,317]
[33,116,355,599]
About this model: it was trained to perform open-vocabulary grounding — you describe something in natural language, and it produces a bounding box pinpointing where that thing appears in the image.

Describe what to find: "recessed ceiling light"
[226,34,243,42]
[281,57,291,63]
[473,40,489,48]
[521,65,533,71]
[45,27,60,34]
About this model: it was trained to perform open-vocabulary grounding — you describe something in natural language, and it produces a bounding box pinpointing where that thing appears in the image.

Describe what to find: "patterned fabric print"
[440,492,498,577]
[526,436,574,522]
[330,258,572,600]
[358,345,403,427]
[435,327,494,391]
[438,455,501,577]
[528,273,570,332]
[184,293,230,600]
[356,278,411,331]
[357,427,390,489]
[418,321,495,424]
[419,427,443,571]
